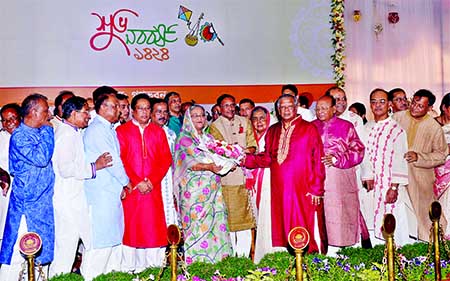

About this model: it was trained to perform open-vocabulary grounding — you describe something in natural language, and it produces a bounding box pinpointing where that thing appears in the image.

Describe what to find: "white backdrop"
[345,0,450,108]
[0,0,334,87]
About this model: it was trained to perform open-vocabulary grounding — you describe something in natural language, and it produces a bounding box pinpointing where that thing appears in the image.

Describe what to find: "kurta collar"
[374,116,391,124]
[321,116,337,125]
[62,119,79,131]
[281,115,302,129]
[96,114,115,129]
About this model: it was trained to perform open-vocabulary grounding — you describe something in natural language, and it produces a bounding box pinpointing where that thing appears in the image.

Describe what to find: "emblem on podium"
[288,226,310,250]
[19,232,42,256]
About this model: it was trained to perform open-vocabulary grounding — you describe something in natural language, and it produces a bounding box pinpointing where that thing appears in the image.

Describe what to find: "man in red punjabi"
[245,94,327,254]
[116,94,172,272]
[312,95,365,255]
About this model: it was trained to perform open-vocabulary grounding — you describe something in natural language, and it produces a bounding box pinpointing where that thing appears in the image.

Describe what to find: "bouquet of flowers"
[198,139,245,175]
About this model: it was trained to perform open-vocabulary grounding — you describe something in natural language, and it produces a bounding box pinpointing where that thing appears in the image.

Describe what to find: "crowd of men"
[0,85,448,280]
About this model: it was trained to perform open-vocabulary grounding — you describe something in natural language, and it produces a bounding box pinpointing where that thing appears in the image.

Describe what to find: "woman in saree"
[434,93,450,237]
[249,106,285,263]
[173,105,233,264]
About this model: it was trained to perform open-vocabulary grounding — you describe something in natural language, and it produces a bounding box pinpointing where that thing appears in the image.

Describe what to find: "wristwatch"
[390,186,398,191]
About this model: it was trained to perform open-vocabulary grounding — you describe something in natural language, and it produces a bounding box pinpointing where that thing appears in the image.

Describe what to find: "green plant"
[49,241,450,281]
[337,244,385,265]
[215,256,255,277]
[50,273,84,281]
[93,271,134,281]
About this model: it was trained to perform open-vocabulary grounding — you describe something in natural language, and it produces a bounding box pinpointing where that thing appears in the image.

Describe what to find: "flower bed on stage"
[49,242,450,281]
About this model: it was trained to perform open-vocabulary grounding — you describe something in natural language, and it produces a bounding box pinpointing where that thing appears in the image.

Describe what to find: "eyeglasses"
[279,105,295,111]
[411,100,427,110]
[370,99,387,105]
[76,110,90,115]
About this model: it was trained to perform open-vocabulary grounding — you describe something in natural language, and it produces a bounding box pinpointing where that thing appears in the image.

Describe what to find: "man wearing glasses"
[325,86,371,248]
[116,94,172,272]
[394,89,448,241]
[49,96,112,278]
[245,94,327,254]
[388,88,408,113]
[360,88,412,246]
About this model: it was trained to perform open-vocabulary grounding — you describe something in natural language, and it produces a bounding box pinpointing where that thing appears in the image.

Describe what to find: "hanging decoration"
[388,12,399,24]
[330,0,345,88]
[372,1,383,40]
[374,23,383,38]
[388,2,400,25]
[353,10,361,22]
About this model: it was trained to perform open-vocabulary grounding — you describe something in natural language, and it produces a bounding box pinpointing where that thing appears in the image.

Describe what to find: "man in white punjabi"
[49,96,112,277]
[360,88,413,246]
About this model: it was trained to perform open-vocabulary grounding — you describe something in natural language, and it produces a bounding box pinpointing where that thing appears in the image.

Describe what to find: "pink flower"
[200,240,209,249]
[195,205,203,213]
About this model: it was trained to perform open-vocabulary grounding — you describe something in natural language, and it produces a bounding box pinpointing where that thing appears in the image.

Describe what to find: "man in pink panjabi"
[312,95,365,251]
[245,94,327,254]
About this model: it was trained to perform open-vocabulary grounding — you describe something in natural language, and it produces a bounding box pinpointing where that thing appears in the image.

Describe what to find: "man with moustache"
[388,88,408,113]
[245,94,327,254]
[51,90,75,129]
[117,94,172,272]
[150,98,178,225]
[393,89,448,241]
[49,96,113,277]
[239,99,255,119]
[164,92,183,136]
[325,86,363,135]
[0,103,21,249]
[281,84,315,121]
[360,88,413,245]
[325,86,372,247]
[0,94,55,281]
[312,95,365,254]
[116,93,131,124]
[82,94,131,280]
[209,93,257,257]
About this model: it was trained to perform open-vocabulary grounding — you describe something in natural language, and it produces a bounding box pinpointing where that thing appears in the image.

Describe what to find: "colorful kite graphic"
[178,5,224,47]
[178,5,192,23]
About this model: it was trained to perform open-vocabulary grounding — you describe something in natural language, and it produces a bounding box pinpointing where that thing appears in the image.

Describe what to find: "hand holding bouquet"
[199,139,245,175]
